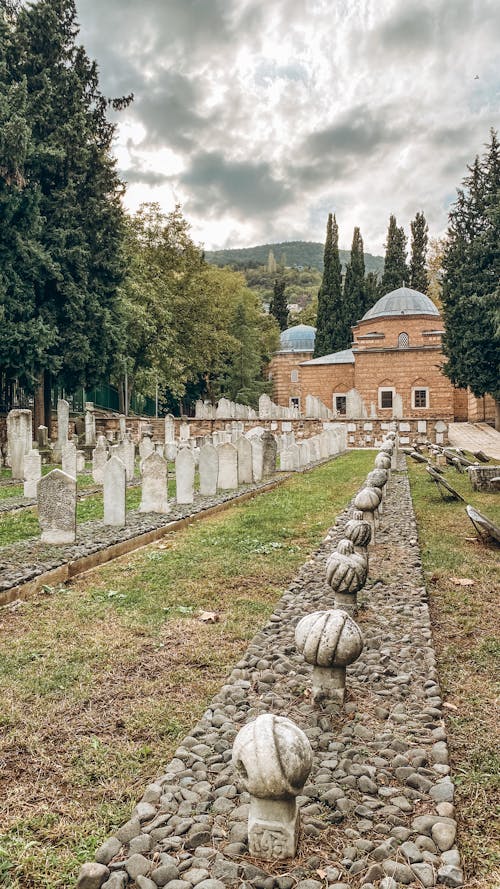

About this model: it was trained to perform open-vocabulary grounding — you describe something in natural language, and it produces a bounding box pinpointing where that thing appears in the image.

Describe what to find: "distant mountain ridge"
[205,240,384,275]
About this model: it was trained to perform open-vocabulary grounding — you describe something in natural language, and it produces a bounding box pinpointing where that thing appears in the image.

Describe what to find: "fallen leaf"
[450,577,475,586]
[443,702,458,711]
[198,610,220,623]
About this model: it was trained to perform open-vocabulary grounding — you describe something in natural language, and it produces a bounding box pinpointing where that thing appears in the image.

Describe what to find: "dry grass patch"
[408,460,500,887]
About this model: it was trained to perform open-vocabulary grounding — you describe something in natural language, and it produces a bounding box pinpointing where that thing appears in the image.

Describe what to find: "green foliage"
[363,271,380,314]
[380,214,409,293]
[269,276,288,331]
[441,130,500,409]
[343,226,365,327]
[409,211,429,293]
[205,240,384,275]
[314,213,349,357]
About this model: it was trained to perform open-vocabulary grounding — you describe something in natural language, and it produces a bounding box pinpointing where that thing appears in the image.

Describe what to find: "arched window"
[398,331,409,349]
[290,369,299,383]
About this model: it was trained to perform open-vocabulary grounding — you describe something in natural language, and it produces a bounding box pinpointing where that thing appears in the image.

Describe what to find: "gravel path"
[76,461,463,889]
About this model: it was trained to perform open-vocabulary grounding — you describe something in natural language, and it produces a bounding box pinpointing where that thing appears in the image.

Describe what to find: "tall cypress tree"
[6,0,131,426]
[409,211,429,292]
[343,226,365,327]
[363,272,380,315]
[314,213,345,356]
[380,215,409,293]
[269,276,288,331]
[441,130,500,428]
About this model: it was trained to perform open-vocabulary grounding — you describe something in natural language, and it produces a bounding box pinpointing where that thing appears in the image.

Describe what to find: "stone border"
[76,460,463,889]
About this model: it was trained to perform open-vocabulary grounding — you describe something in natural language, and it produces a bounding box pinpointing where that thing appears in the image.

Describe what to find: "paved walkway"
[76,461,463,889]
[448,422,500,460]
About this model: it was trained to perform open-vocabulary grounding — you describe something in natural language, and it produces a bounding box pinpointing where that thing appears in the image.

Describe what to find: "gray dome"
[361,287,440,321]
[279,324,316,352]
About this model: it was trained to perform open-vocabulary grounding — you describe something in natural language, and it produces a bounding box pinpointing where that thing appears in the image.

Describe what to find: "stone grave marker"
[251,436,264,482]
[139,433,154,464]
[164,414,175,443]
[62,440,77,479]
[118,415,126,440]
[103,456,126,527]
[38,469,77,544]
[76,450,86,474]
[85,409,96,447]
[176,446,195,504]
[23,449,41,498]
[56,398,70,453]
[261,431,277,478]
[7,409,32,480]
[217,442,238,490]
[237,435,253,485]
[92,436,108,484]
[37,425,49,449]
[198,443,218,495]
[139,452,169,513]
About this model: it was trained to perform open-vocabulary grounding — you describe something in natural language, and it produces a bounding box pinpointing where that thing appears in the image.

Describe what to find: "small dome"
[279,324,316,352]
[361,287,440,321]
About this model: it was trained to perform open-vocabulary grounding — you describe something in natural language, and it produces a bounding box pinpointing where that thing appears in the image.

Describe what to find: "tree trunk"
[495,398,500,432]
[34,375,45,431]
[43,371,52,440]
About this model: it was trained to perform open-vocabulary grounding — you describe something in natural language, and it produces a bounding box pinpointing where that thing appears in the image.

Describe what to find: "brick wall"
[299,363,355,412]
[269,351,313,407]
[467,391,497,423]
[344,418,449,448]
[352,314,444,350]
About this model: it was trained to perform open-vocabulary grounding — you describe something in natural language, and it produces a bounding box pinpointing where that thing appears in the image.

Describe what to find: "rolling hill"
[205,240,384,275]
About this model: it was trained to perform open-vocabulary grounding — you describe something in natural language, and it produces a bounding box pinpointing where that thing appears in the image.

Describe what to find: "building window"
[268,371,273,381]
[290,369,299,383]
[398,331,409,348]
[379,388,394,409]
[412,387,429,408]
[334,394,346,416]
[290,397,300,409]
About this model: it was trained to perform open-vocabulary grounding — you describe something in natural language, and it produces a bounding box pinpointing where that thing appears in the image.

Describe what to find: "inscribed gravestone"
[199,443,218,495]
[85,409,96,446]
[261,431,277,478]
[24,449,41,498]
[7,409,32,480]
[176,446,195,504]
[104,456,126,527]
[38,469,77,544]
[62,440,77,478]
[57,399,70,449]
[251,436,264,482]
[237,436,253,485]
[164,414,175,443]
[139,452,169,513]
[139,433,154,464]
[121,434,136,481]
[92,436,108,484]
[217,442,238,490]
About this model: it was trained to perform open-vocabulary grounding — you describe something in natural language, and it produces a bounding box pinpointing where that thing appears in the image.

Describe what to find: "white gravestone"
[62,440,77,479]
[176,446,195,504]
[57,398,70,450]
[217,442,238,490]
[103,456,126,527]
[118,415,126,440]
[139,433,154,464]
[198,443,219,495]
[164,414,175,443]
[37,425,49,449]
[251,436,264,482]
[85,409,96,446]
[237,436,253,485]
[92,436,108,484]
[76,450,86,473]
[258,394,272,419]
[38,469,77,545]
[179,422,190,441]
[23,449,41,498]
[7,409,32,479]
[139,452,169,513]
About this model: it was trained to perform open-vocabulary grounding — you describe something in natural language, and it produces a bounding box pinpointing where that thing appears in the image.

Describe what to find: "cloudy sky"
[76,0,500,255]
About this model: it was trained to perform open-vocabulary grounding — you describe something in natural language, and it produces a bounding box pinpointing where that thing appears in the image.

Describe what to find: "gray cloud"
[179,151,293,216]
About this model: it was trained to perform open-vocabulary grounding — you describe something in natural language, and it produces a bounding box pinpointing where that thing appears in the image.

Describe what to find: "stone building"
[269,286,495,423]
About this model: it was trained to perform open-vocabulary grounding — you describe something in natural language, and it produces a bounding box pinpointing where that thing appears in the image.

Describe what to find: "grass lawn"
[407,460,500,888]
[0,450,373,889]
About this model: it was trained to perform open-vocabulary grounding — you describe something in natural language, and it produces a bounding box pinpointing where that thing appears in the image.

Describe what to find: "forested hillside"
[205,240,384,275]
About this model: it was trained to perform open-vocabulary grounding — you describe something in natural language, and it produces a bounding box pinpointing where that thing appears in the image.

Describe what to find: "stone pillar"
[295,609,364,705]
[38,469,77,544]
[103,456,126,527]
[353,487,381,543]
[232,714,312,861]
[23,449,42,499]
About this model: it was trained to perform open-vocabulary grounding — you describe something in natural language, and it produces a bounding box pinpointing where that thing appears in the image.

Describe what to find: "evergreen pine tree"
[314,213,346,356]
[6,0,131,425]
[343,227,365,327]
[380,215,409,293]
[409,211,429,292]
[269,276,288,331]
[441,129,500,427]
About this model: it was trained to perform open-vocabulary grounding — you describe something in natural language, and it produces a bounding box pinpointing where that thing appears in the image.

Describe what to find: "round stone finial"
[325,539,368,595]
[344,518,372,548]
[354,486,381,512]
[232,714,313,800]
[386,431,396,440]
[295,610,364,667]
[375,452,391,470]
[366,468,388,489]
